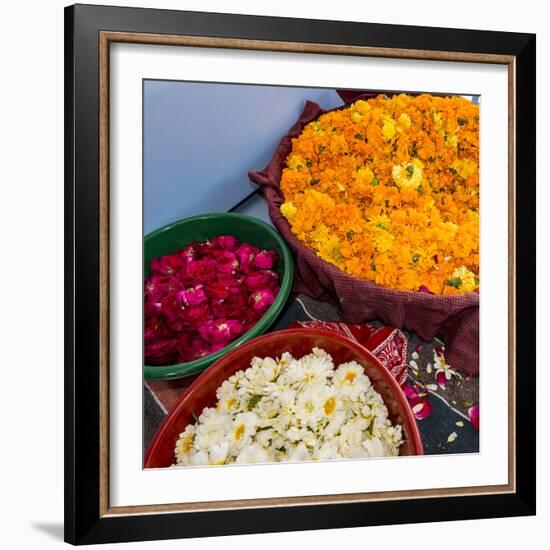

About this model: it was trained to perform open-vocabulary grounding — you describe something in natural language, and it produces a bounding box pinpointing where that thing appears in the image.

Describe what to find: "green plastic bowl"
[144,213,294,380]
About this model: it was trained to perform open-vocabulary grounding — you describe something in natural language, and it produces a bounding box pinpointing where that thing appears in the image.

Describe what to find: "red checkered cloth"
[146,321,409,414]
[248,95,479,375]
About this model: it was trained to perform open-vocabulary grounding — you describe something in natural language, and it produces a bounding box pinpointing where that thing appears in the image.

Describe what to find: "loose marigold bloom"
[280,93,479,294]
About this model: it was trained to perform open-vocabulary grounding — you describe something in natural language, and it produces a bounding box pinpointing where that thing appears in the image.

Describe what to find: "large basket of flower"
[249,91,479,374]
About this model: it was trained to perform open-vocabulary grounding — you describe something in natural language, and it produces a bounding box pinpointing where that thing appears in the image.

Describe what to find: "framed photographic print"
[64,3,536,545]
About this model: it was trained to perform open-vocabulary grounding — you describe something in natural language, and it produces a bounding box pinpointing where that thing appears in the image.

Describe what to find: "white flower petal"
[447,432,458,443]
[174,349,404,466]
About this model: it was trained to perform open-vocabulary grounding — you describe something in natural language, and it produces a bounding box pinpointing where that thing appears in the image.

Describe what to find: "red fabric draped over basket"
[248,94,479,375]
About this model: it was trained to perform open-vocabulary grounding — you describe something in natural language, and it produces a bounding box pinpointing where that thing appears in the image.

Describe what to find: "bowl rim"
[143,212,295,380]
[144,327,423,468]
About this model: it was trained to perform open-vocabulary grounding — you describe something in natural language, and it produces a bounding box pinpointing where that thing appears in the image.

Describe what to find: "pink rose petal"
[468,404,479,430]
[150,254,183,276]
[409,397,432,420]
[244,271,277,290]
[180,244,197,263]
[254,250,277,270]
[214,250,240,274]
[144,339,180,365]
[185,258,218,281]
[235,243,260,273]
[418,285,435,294]
[198,319,244,345]
[210,235,239,250]
[177,285,207,307]
[249,288,275,312]
[403,383,419,400]
[435,371,447,389]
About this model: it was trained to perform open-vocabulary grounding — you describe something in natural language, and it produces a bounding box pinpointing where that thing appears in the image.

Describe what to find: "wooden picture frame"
[65,3,536,545]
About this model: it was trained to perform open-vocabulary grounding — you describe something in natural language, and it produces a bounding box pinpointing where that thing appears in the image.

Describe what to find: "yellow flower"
[318,234,342,263]
[446,134,458,148]
[451,159,477,179]
[392,159,424,190]
[281,201,298,221]
[353,167,374,186]
[286,154,305,170]
[382,116,397,141]
[432,111,444,131]
[368,214,391,230]
[373,230,394,253]
[397,112,412,131]
[351,100,371,115]
[450,266,477,292]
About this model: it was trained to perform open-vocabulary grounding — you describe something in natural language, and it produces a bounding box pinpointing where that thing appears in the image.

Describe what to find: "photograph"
[142,81,481,469]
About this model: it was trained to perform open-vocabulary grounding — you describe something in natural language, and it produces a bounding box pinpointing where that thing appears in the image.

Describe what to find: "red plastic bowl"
[144,328,423,468]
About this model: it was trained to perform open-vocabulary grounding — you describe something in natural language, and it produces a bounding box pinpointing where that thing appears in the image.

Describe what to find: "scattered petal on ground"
[468,404,479,430]
[409,397,433,420]
[436,371,447,388]
[447,432,458,443]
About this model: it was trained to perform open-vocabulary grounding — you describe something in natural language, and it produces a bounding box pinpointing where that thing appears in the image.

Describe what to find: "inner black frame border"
[65,3,536,545]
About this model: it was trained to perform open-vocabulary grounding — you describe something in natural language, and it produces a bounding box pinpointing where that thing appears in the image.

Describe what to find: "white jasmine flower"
[315,439,342,460]
[294,380,329,427]
[193,408,232,451]
[433,349,461,381]
[323,410,348,438]
[188,450,209,466]
[174,425,195,464]
[340,417,369,445]
[333,362,365,387]
[285,441,312,462]
[362,437,387,458]
[286,426,306,443]
[282,352,333,390]
[235,443,271,464]
[230,412,259,443]
[209,441,229,465]
[174,349,403,467]
[333,363,370,400]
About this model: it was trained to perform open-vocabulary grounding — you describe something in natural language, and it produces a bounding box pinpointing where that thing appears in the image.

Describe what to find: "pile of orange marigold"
[280,93,479,295]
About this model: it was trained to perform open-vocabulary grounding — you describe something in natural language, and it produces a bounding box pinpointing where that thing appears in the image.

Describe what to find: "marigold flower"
[280,93,479,294]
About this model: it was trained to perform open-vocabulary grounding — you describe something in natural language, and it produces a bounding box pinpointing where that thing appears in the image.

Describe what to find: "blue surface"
[232,191,271,225]
[143,81,344,234]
